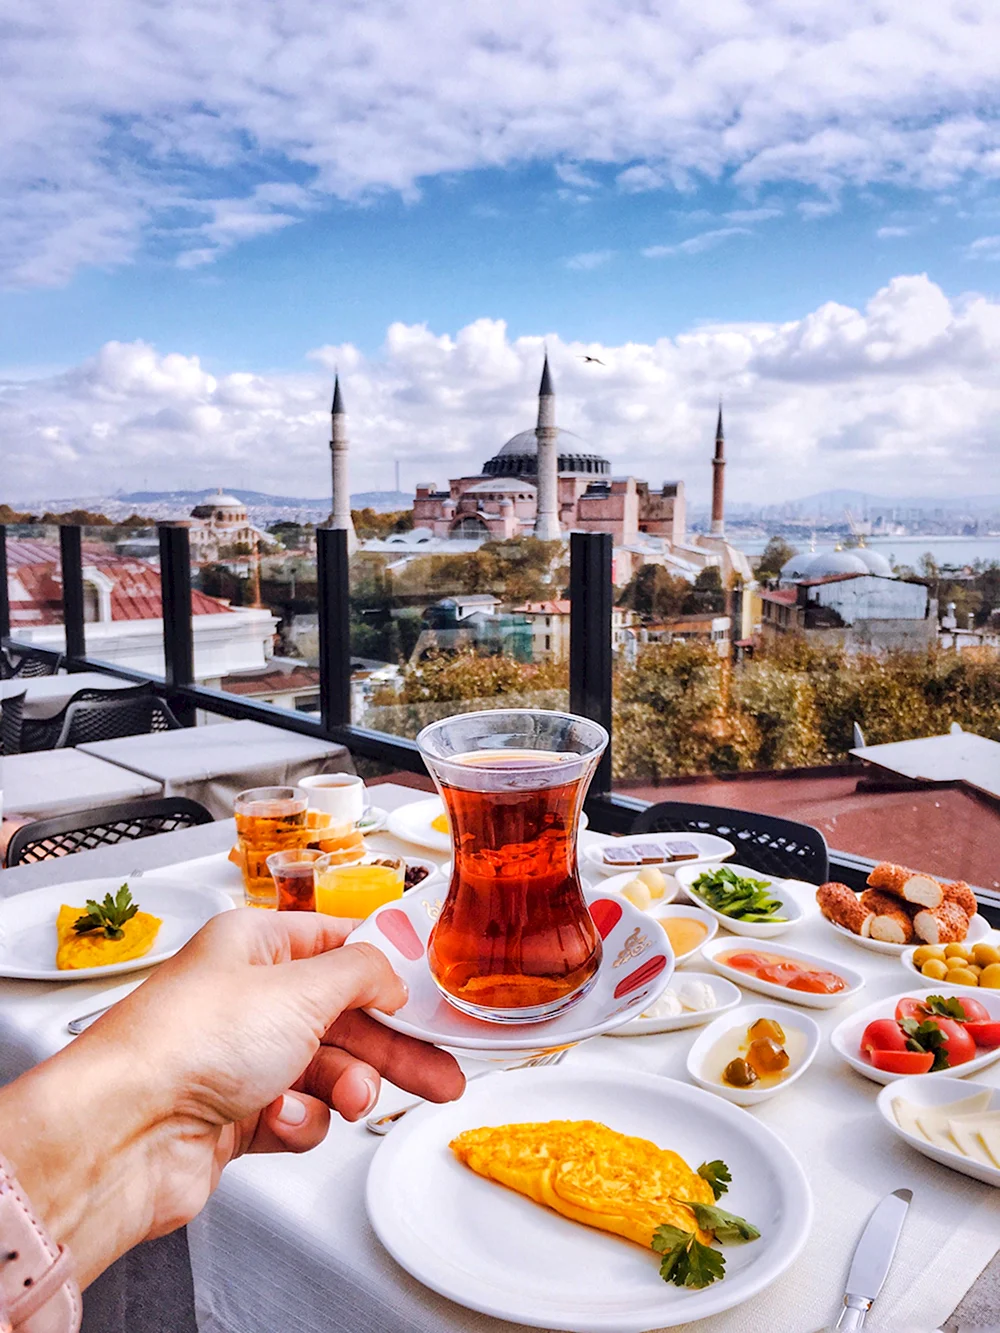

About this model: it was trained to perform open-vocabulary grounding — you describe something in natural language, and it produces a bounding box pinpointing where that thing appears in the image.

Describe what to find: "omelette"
[450,1119,716,1248]
[55,904,162,970]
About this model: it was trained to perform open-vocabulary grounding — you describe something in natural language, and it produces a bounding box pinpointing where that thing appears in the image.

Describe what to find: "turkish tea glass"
[416,708,609,1024]
[267,848,325,912]
[234,786,310,908]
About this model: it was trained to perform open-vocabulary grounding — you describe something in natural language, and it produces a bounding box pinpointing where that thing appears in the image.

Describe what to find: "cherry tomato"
[964,1021,1000,1048]
[861,1019,908,1058]
[870,1049,934,1075]
[895,997,930,1024]
[932,1017,977,1066]
[951,997,990,1023]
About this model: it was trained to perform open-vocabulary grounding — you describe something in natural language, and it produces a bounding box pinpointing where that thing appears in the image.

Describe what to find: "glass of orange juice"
[314,853,405,920]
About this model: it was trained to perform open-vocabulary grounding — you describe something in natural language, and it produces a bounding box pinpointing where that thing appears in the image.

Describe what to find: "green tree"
[681,567,726,615]
[755,537,797,580]
[619,564,690,619]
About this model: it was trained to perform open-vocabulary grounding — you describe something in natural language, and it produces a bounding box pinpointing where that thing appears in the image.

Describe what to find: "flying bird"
[580,355,605,365]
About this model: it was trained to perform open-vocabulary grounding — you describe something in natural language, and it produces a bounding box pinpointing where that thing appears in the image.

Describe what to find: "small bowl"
[686,1002,821,1106]
[648,904,718,964]
[900,935,1000,993]
[403,858,444,894]
[606,972,742,1037]
[674,862,804,938]
[875,1075,1000,1187]
[701,936,865,1009]
[599,868,681,909]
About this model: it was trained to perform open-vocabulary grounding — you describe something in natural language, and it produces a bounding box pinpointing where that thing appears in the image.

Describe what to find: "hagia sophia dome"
[482,428,611,480]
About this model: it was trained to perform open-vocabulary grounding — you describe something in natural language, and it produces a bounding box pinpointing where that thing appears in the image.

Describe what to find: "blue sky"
[3,2,1000,503]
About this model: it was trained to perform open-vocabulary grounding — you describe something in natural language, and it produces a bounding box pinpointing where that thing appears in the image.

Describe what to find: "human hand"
[2,909,463,1286]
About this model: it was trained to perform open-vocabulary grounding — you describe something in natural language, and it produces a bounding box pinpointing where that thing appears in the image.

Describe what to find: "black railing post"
[59,525,86,663]
[0,525,9,643]
[317,527,351,730]
[569,531,613,795]
[158,523,196,725]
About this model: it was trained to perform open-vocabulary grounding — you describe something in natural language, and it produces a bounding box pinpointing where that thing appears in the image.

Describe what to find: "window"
[545,634,551,652]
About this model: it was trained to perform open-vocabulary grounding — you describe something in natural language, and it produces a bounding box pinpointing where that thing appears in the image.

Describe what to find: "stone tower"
[533,353,561,541]
[711,402,725,537]
[329,374,357,553]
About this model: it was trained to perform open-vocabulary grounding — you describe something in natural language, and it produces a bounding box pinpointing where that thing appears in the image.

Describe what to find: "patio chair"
[630,800,830,885]
[19,681,154,751]
[53,693,182,749]
[5,797,214,867]
[1,650,62,679]
[0,688,26,755]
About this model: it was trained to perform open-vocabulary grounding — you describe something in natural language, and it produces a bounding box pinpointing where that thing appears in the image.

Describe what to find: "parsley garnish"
[651,1225,726,1289]
[923,995,968,1022]
[73,884,138,941]
[697,1160,731,1200]
[901,1016,951,1071]
[676,1200,761,1244]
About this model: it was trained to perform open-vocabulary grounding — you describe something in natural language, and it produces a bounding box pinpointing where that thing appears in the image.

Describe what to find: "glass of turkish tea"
[266,848,325,912]
[416,709,609,1024]
[234,786,310,908]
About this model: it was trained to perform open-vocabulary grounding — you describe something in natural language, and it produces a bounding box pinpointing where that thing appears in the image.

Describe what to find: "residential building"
[643,613,732,657]
[761,563,933,651]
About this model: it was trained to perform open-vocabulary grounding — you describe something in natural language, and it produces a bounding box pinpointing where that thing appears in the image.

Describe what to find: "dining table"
[0,671,139,720]
[0,782,997,1333]
[1,746,163,819]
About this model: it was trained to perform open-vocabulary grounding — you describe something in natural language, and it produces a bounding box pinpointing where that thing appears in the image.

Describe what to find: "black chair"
[19,681,154,752]
[631,800,830,885]
[0,688,26,755]
[1,650,62,679]
[53,693,182,749]
[5,797,214,867]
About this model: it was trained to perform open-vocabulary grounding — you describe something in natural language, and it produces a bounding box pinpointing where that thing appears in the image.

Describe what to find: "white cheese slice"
[892,1099,924,1139]
[948,1120,996,1167]
[917,1111,960,1152]
[893,1092,992,1148]
[977,1123,1000,1170]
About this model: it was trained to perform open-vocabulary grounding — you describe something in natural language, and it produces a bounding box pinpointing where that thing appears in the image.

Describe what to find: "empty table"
[1,748,162,819]
[78,719,353,818]
[0,672,138,721]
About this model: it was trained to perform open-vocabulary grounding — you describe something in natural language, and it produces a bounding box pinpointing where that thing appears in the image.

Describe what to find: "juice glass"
[416,708,608,1024]
[267,848,325,912]
[234,786,310,908]
[314,853,405,920]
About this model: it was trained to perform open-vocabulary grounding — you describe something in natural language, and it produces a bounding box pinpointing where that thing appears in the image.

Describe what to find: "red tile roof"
[759,588,798,605]
[514,599,572,614]
[219,666,321,696]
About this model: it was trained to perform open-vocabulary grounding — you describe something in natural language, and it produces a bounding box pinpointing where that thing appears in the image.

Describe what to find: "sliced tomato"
[722,952,772,973]
[756,962,803,987]
[861,1018,908,1058]
[895,997,930,1024]
[932,1017,977,1066]
[788,970,846,994]
[951,997,990,1024]
[963,1020,1000,1048]
[870,1049,934,1075]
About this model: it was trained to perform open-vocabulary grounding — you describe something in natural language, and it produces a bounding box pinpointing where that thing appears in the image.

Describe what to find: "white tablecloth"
[0,673,138,721]
[0,787,997,1333]
[1,747,163,819]
[78,719,354,818]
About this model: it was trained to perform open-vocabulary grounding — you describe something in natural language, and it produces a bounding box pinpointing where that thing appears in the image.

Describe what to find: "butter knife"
[830,1188,912,1330]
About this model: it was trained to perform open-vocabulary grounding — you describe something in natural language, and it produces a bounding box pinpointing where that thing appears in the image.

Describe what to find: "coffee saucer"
[348,882,673,1055]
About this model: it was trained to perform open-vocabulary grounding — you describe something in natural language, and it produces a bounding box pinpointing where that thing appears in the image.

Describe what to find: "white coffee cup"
[298,773,366,823]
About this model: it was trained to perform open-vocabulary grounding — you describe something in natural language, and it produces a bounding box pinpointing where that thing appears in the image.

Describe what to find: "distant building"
[188,490,275,567]
[761,561,933,651]
[512,600,639,662]
[644,613,732,657]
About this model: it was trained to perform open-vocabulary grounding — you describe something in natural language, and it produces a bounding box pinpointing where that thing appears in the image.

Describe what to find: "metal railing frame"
[2,522,995,917]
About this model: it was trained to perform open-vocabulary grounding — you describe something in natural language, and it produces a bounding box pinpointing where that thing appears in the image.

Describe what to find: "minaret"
[710,402,725,537]
[533,352,561,541]
[329,374,357,553]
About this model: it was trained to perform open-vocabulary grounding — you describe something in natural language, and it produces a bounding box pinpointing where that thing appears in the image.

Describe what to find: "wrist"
[0,1038,163,1288]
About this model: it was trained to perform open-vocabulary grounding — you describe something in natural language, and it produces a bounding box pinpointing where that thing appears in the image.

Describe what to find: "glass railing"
[4,523,66,655]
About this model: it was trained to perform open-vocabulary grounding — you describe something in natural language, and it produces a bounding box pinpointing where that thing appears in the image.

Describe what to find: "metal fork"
[365,1047,570,1135]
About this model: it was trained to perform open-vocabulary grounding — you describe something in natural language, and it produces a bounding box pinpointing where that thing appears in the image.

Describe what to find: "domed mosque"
[780,547,897,583]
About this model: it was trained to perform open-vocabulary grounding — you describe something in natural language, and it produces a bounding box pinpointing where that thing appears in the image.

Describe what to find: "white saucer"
[348,881,673,1053]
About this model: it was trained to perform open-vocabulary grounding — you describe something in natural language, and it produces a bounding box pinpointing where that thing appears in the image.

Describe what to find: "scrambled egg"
[55,904,162,971]
[431,812,450,834]
[450,1119,715,1247]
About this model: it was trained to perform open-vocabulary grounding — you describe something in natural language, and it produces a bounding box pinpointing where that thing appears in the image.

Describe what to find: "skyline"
[4,5,1000,501]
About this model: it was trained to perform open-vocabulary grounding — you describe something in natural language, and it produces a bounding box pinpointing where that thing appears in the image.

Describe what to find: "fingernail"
[398,978,409,1005]
[277,1094,307,1126]
[361,1077,379,1116]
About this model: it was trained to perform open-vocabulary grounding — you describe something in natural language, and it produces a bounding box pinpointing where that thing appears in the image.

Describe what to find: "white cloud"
[877,225,913,238]
[5,275,1000,505]
[725,207,783,224]
[7,4,1000,284]
[564,249,615,271]
[642,227,752,258]
[965,235,1000,259]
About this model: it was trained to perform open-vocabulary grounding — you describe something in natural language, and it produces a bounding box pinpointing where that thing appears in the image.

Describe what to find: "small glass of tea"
[416,708,608,1024]
[234,786,310,908]
[314,852,405,920]
[266,848,325,912]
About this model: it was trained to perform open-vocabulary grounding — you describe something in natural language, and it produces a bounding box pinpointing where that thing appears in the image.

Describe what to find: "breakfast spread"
[817,864,977,945]
[641,979,717,1019]
[892,1091,1000,1169]
[909,942,1000,988]
[603,840,700,867]
[688,867,787,923]
[619,865,670,909]
[451,1120,759,1288]
[860,994,1000,1074]
[706,1017,803,1090]
[56,884,161,970]
[718,948,847,995]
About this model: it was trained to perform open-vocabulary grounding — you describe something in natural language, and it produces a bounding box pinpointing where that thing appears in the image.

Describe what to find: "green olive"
[723,1057,758,1088]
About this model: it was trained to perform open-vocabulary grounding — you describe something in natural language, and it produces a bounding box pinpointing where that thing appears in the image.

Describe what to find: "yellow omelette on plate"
[55,904,163,971]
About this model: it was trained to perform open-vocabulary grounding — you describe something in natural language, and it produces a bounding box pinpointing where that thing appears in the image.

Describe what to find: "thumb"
[248,1093,332,1155]
[287,941,408,1033]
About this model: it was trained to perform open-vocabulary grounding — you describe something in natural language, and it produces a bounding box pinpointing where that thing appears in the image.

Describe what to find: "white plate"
[366,1065,812,1332]
[356,805,389,835]
[605,971,742,1036]
[599,868,681,907]
[900,935,1000,990]
[348,881,672,1054]
[584,831,734,878]
[686,1002,821,1106]
[821,910,991,957]
[675,862,805,938]
[700,936,865,1009]
[388,796,588,855]
[649,904,718,963]
[0,877,235,981]
[830,986,1000,1085]
[876,1075,1000,1187]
